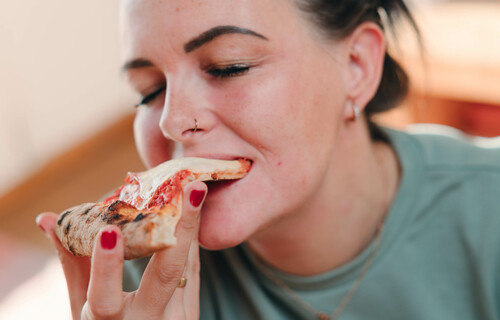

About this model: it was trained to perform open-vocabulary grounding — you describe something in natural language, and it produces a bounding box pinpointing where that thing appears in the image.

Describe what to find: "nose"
[159,72,215,142]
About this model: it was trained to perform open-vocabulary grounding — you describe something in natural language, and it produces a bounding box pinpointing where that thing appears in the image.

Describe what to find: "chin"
[197,206,250,250]
[197,222,248,251]
[195,162,275,250]
[196,196,255,251]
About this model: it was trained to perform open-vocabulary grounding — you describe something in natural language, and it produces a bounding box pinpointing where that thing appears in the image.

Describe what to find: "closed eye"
[135,86,166,108]
[207,64,251,79]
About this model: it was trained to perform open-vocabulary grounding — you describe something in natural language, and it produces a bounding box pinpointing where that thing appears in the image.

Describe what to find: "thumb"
[36,212,91,320]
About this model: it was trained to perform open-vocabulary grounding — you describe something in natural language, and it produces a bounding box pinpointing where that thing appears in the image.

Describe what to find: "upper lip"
[184,154,250,162]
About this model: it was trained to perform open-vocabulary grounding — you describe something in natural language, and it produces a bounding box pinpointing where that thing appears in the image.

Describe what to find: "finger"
[163,237,201,319]
[135,181,206,318]
[36,212,91,320]
[183,237,200,319]
[85,226,125,319]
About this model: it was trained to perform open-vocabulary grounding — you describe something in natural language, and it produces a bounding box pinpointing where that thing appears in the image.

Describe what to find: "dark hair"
[295,0,420,141]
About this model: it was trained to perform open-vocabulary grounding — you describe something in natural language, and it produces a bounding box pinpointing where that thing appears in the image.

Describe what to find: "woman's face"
[120,0,350,249]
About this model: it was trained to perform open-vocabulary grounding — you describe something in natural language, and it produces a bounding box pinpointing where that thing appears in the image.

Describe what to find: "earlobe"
[343,100,362,121]
[343,22,386,114]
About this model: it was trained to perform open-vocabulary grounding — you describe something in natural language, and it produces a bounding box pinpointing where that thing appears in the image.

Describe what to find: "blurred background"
[0,0,499,318]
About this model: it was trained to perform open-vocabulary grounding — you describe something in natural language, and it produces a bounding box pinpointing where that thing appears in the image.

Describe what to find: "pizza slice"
[54,157,251,260]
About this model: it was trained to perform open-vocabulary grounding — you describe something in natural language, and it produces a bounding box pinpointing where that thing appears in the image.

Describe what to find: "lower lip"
[206,179,239,196]
[205,158,252,195]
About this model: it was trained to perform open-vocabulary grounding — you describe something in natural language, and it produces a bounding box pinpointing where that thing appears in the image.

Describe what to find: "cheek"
[207,72,299,148]
[134,107,174,168]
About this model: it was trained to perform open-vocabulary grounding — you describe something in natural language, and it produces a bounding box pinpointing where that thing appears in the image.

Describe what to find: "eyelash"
[135,86,165,108]
[207,64,251,79]
[135,64,251,107]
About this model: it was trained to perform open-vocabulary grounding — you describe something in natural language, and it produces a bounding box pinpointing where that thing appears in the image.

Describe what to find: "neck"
[247,122,400,276]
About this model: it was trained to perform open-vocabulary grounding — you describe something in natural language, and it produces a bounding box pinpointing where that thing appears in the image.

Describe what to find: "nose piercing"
[193,118,198,132]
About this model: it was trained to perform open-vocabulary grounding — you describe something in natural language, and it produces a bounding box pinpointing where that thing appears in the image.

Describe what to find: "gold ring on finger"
[177,277,187,288]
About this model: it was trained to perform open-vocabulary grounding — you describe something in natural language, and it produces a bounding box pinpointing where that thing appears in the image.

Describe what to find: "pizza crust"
[54,158,250,259]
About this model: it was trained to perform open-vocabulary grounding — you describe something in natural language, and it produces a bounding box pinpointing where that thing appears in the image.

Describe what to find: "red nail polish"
[101,230,117,250]
[190,190,206,208]
[37,223,46,233]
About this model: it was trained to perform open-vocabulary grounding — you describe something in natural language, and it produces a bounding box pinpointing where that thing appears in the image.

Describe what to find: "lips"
[205,179,240,196]
[201,157,253,196]
[186,154,252,162]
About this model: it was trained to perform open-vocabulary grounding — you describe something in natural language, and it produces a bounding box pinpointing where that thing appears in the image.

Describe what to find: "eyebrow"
[121,58,154,73]
[184,25,268,53]
[121,25,268,72]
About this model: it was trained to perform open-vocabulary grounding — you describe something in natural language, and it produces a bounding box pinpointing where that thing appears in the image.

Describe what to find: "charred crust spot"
[108,200,136,212]
[134,213,145,222]
[57,210,71,225]
[108,200,122,212]
[102,212,123,224]
[64,223,71,235]
[81,207,92,216]
[68,245,76,255]
[211,172,219,180]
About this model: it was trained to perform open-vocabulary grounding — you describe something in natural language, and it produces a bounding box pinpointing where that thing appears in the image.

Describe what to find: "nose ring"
[193,118,198,132]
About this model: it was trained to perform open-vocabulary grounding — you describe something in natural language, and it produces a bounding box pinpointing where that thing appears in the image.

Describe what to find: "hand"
[36,181,207,320]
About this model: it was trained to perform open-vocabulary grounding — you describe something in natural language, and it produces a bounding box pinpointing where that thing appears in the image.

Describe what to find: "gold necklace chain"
[258,223,384,320]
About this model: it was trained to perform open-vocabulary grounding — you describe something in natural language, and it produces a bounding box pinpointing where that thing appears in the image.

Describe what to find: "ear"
[341,22,385,119]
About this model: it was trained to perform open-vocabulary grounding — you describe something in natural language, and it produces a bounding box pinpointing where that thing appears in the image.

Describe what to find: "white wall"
[0,0,136,195]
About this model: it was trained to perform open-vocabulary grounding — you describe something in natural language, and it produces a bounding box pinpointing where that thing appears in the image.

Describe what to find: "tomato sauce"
[103,185,124,204]
[147,170,190,209]
[103,173,142,208]
[103,170,191,210]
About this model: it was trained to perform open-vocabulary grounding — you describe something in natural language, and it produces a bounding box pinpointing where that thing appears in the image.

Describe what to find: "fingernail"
[101,230,117,250]
[190,189,206,208]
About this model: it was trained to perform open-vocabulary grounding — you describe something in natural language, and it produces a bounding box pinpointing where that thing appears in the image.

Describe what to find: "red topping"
[101,160,249,211]
[104,170,191,210]
[147,170,190,209]
[103,173,141,207]
[103,185,125,204]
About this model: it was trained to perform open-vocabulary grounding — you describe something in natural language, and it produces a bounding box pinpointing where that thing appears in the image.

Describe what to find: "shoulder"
[386,125,500,257]
[387,124,500,174]
[385,126,500,283]
[384,125,500,241]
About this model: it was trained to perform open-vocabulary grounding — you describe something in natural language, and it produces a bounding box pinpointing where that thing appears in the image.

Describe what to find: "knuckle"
[179,215,199,232]
[87,300,122,319]
[156,263,184,286]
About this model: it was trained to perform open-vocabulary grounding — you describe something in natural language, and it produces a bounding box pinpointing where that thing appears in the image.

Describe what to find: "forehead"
[119,0,303,62]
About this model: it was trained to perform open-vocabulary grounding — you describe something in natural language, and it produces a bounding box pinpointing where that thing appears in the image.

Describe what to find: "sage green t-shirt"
[124,126,500,319]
